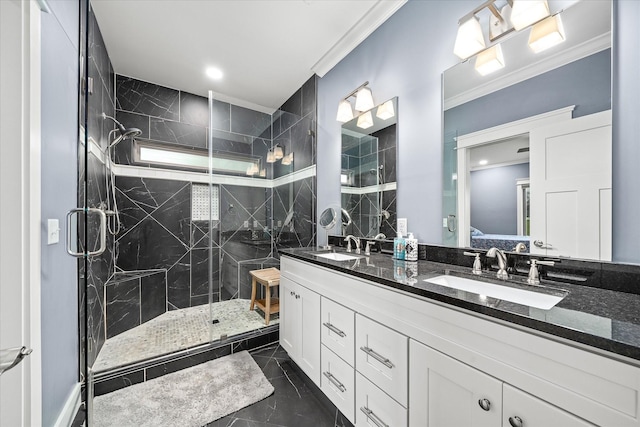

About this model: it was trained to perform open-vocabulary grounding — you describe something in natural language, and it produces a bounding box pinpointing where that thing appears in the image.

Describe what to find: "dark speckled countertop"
[281,247,640,363]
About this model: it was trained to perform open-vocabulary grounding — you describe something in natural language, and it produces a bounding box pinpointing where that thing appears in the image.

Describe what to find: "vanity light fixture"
[510,0,549,31]
[356,111,374,130]
[528,14,565,53]
[454,16,486,59]
[376,99,395,120]
[266,150,276,163]
[281,152,294,166]
[246,163,259,176]
[336,82,375,122]
[475,44,505,76]
[273,145,284,160]
[336,99,354,122]
[259,169,266,177]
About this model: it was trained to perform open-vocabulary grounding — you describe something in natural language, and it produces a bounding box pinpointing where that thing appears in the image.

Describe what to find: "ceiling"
[469,134,530,170]
[91,0,406,114]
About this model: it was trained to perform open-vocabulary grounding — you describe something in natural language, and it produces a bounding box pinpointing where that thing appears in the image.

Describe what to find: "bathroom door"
[529,110,612,260]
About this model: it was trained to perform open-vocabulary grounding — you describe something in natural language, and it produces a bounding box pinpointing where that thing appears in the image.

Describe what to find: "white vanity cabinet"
[279,274,321,385]
[280,256,640,427]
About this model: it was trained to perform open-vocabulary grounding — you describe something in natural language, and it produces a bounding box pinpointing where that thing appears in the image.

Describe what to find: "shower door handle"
[66,207,107,258]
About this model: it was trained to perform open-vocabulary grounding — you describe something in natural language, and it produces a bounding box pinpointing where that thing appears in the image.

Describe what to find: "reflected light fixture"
[479,159,489,166]
[528,14,565,53]
[266,150,276,163]
[510,0,549,31]
[354,86,375,111]
[376,99,395,120]
[259,169,266,177]
[475,44,505,76]
[356,111,374,130]
[281,152,294,166]
[273,145,284,160]
[246,163,259,175]
[454,16,485,59]
[336,99,354,122]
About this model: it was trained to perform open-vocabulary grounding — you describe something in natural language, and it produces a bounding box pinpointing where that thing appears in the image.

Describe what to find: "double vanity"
[279,246,640,427]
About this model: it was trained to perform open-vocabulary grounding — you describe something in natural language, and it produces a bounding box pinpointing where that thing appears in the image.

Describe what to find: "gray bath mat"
[93,350,274,426]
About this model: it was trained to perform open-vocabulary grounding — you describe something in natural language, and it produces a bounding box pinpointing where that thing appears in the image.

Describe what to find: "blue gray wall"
[613,0,640,264]
[40,0,80,425]
[318,0,640,264]
[470,163,529,235]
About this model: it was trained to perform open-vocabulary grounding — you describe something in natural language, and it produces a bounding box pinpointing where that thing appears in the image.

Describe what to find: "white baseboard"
[54,382,81,427]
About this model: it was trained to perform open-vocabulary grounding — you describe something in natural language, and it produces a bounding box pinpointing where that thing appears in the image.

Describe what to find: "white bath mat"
[93,350,274,426]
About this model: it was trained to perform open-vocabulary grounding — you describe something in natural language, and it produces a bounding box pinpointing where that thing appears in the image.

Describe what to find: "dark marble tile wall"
[341,189,397,239]
[115,177,222,310]
[273,177,317,257]
[81,4,116,368]
[105,271,167,338]
[113,75,271,177]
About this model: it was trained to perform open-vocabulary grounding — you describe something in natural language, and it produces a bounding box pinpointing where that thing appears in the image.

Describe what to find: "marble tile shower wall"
[341,124,397,238]
[112,75,317,313]
[80,4,117,367]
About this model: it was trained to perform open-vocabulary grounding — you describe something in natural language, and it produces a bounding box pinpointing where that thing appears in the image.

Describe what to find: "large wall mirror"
[341,97,398,238]
[442,0,611,261]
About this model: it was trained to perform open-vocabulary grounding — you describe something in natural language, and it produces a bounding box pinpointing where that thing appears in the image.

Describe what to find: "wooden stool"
[249,267,280,325]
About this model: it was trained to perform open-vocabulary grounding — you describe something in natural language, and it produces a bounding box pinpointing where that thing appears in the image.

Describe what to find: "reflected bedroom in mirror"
[341,97,398,239]
[442,0,611,261]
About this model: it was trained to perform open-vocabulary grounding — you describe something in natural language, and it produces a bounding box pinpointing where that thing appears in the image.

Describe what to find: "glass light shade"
[475,44,505,76]
[274,146,284,160]
[246,165,255,175]
[281,152,293,166]
[376,100,395,120]
[259,169,266,177]
[528,14,565,53]
[336,99,354,122]
[354,87,374,111]
[356,111,374,130]
[510,0,549,31]
[266,151,276,163]
[453,16,485,59]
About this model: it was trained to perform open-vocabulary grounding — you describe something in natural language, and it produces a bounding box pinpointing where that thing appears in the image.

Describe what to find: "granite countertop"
[281,247,640,363]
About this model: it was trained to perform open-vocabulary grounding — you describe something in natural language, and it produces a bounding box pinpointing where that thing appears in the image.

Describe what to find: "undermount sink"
[312,252,363,261]
[424,275,566,310]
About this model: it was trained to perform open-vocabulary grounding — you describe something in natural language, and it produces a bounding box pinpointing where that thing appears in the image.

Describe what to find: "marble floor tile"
[94,299,278,372]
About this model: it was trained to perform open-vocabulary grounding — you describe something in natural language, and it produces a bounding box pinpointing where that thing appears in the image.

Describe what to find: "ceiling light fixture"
[479,159,489,166]
[356,111,374,130]
[475,44,505,76]
[336,82,375,122]
[205,67,224,80]
[528,14,565,53]
[510,0,550,31]
[376,99,395,120]
[454,16,486,59]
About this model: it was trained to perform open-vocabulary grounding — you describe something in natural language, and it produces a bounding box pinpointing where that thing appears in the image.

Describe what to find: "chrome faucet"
[486,247,508,280]
[364,233,387,255]
[527,259,555,285]
[344,235,361,254]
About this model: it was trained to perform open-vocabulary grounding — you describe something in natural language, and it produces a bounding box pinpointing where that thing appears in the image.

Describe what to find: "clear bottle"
[394,232,405,260]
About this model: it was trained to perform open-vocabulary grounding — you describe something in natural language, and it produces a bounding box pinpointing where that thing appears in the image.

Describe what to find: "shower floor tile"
[93,299,278,373]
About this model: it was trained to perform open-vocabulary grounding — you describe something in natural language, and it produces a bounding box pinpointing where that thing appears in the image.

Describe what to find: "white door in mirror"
[530,110,611,261]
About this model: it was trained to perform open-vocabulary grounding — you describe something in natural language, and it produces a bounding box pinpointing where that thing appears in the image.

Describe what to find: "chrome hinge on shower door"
[66,207,107,258]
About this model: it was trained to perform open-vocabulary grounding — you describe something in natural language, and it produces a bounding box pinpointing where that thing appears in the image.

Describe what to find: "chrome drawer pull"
[478,398,491,411]
[360,406,389,427]
[323,322,346,337]
[360,346,394,368]
[323,371,346,392]
[508,416,523,427]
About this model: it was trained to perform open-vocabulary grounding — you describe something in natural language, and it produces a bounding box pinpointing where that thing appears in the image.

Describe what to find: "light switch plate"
[244,220,249,228]
[47,219,60,245]
[253,220,258,228]
[398,218,408,236]
[443,218,448,227]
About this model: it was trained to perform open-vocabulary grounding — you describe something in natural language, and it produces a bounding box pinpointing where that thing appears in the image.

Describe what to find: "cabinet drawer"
[356,372,407,427]
[322,297,355,366]
[321,345,355,424]
[356,314,408,407]
[504,384,595,427]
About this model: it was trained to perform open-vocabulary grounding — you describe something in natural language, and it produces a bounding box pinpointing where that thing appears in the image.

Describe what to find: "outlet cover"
[398,218,408,236]
[243,220,249,228]
[47,219,60,245]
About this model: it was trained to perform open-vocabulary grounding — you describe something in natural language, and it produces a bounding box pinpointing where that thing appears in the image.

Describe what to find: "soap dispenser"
[405,232,418,261]
[394,232,405,260]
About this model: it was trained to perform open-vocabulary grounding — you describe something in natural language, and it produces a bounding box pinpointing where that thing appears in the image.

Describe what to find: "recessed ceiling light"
[206,67,223,80]
[479,159,488,165]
